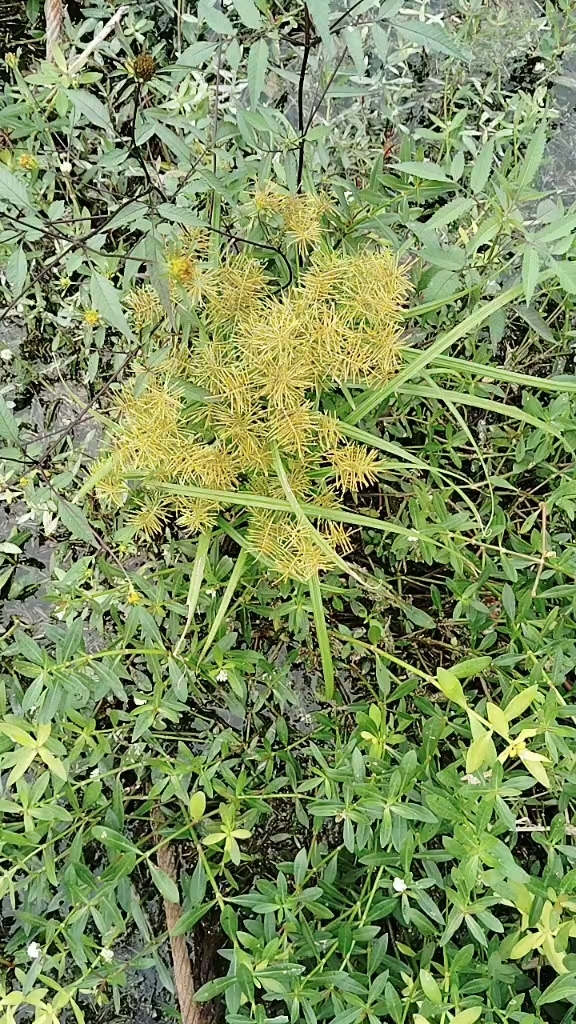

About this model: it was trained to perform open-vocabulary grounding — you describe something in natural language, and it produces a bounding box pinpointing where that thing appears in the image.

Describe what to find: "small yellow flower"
[126,589,141,605]
[18,153,39,171]
[83,309,101,327]
[19,477,30,488]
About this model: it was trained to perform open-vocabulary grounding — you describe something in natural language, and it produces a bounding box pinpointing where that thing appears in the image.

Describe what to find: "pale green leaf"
[522,246,540,306]
[189,790,206,822]
[149,861,180,904]
[198,0,233,34]
[0,396,18,443]
[466,729,493,773]
[486,703,509,738]
[0,166,31,209]
[58,499,99,547]
[435,667,467,707]
[554,259,576,294]
[230,0,261,28]
[394,160,454,183]
[391,16,470,60]
[537,973,576,1006]
[505,685,539,721]
[426,196,474,229]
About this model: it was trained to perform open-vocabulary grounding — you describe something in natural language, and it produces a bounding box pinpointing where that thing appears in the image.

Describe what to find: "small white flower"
[133,696,146,706]
[90,768,100,778]
[60,161,72,174]
[100,948,114,962]
[206,588,217,597]
[463,774,482,785]
[0,348,13,362]
[408,535,419,543]
[216,669,228,682]
[27,942,41,959]
[16,304,24,313]
[393,877,408,893]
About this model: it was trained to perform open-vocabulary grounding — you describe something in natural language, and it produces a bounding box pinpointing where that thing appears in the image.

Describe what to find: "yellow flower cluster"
[96,232,410,581]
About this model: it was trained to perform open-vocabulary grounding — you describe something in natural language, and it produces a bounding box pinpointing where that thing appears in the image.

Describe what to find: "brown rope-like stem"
[45,0,64,61]
[154,815,205,1024]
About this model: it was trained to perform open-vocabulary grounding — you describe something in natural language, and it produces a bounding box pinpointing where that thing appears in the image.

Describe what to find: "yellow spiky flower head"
[95,240,410,580]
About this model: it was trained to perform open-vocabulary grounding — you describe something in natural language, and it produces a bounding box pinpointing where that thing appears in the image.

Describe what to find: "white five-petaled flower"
[27,942,41,959]
[393,877,408,893]
[216,669,228,682]
[100,948,114,962]
[0,348,13,362]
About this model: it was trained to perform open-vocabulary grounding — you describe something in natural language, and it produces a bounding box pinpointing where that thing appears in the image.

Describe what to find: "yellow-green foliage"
[96,231,410,581]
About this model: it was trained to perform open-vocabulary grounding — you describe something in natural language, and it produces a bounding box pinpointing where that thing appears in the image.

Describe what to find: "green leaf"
[426,197,474,230]
[537,973,576,1006]
[194,977,235,1002]
[553,259,576,294]
[171,901,213,936]
[516,121,547,188]
[486,703,509,738]
[307,0,332,46]
[0,722,36,747]
[90,272,134,340]
[91,825,140,854]
[149,861,180,904]
[470,138,495,194]
[38,748,67,780]
[68,89,111,131]
[419,970,442,1005]
[522,246,540,306]
[343,27,365,76]
[0,395,18,442]
[247,38,268,108]
[58,499,99,547]
[6,245,28,294]
[452,1008,482,1024]
[435,667,467,708]
[394,160,455,183]
[391,17,470,60]
[309,576,334,699]
[176,41,219,67]
[189,790,206,823]
[230,0,261,28]
[0,165,31,209]
[505,685,539,721]
[404,604,435,629]
[198,0,233,33]
[449,657,491,679]
[466,729,493,773]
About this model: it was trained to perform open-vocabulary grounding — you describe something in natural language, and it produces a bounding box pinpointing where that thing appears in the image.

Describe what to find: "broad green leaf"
[450,657,491,679]
[6,245,28,294]
[0,722,36,747]
[39,748,67,780]
[394,160,455,183]
[391,17,470,60]
[198,0,233,34]
[58,499,99,547]
[194,977,235,1002]
[91,825,140,854]
[426,196,474,229]
[537,973,576,1006]
[0,396,18,442]
[307,0,332,47]
[343,28,365,76]
[8,747,37,785]
[175,41,219,67]
[419,970,442,1005]
[149,861,180,904]
[68,89,111,131]
[505,685,539,721]
[420,244,466,271]
[553,259,576,294]
[435,667,467,708]
[189,790,206,822]
[466,729,493,773]
[90,272,134,340]
[0,165,31,209]
[470,138,495,194]
[522,246,540,306]
[247,38,269,108]
[515,303,554,343]
[536,211,576,243]
[230,0,261,28]
[452,1008,482,1024]
[486,703,509,737]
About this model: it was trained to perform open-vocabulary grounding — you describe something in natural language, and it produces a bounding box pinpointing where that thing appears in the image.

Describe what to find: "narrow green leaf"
[470,138,495,194]
[247,38,268,108]
[537,972,576,1006]
[522,246,540,306]
[393,160,455,183]
[554,259,576,294]
[198,0,233,33]
[516,121,547,188]
[309,576,334,700]
[149,861,180,904]
[170,901,214,936]
[426,197,474,229]
[505,685,539,721]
